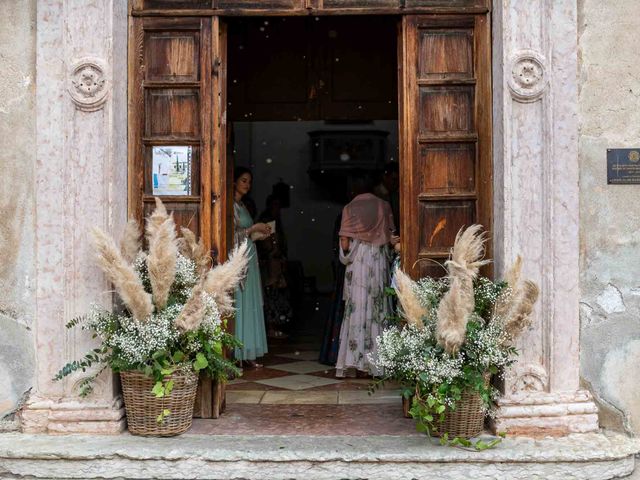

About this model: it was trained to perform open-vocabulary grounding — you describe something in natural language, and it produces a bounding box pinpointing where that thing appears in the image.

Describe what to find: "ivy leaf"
[194,352,208,371]
[151,381,165,398]
[172,351,185,363]
[436,405,446,414]
[165,380,175,396]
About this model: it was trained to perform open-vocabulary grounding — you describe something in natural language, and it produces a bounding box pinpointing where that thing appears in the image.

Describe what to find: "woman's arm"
[340,236,351,253]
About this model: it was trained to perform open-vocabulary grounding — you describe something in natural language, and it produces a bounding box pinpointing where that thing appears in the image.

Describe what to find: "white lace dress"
[335,239,392,377]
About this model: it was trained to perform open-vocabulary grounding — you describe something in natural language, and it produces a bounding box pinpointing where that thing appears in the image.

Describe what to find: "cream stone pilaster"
[492,0,598,434]
[20,0,128,434]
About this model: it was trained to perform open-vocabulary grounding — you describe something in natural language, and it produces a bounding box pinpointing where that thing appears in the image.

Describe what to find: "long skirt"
[335,240,391,377]
[234,241,268,361]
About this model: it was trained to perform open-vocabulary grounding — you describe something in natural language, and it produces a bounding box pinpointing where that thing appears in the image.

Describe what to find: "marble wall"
[578,0,640,434]
[0,0,36,424]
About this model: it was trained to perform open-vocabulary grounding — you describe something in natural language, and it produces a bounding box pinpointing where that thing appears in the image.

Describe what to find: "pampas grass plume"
[120,219,141,264]
[435,280,469,354]
[174,283,206,332]
[203,240,250,315]
[394,269,425,329]
[179,227,210,276]
[91,227,153,322]
[435,225,488,354]
[503,280,539,341]
[146,198,178,310]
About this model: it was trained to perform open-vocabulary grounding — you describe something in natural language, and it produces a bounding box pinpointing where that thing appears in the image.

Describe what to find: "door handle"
[212,193,220,205]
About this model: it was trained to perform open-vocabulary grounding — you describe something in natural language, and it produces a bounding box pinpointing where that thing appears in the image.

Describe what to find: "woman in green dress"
[233,167,271,368]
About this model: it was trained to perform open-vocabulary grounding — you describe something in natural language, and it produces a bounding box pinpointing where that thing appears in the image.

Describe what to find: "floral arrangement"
[54,198,249,401]
[372,225,539,441]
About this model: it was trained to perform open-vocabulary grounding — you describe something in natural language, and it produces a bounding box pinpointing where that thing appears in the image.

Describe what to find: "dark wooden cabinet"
[227,16,397,121]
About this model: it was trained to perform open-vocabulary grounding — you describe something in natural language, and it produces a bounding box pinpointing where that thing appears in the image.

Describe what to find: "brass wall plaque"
[607,148,640,184]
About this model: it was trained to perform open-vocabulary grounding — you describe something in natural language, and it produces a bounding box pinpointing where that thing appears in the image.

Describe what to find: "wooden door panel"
[419,144,475,194]
[405,0,488,7]
[145,89,201,137]
[130,15,227,419]
[145,32,200,82]
[419,200,475,251]
[140,0,212,9]
[215,0,304,9]
[418,86,474,136]
[321,0,399,9]
[143,201,201,235]
[418,29,473,79]
[400,14,491,278]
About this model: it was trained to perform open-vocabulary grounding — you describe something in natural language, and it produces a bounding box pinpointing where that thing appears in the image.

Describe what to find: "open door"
[399,15,492,279]
[128,15,229,418]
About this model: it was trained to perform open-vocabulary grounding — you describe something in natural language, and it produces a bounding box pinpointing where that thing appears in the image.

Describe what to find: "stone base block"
[493,390,600,436]
[19,396,126,435]
[0,431,638,479]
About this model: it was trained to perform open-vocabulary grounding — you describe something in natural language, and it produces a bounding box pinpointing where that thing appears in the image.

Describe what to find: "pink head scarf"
[339,193,396,246]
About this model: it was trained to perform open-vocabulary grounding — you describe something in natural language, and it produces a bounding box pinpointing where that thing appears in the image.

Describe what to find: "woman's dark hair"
[350,170,375,196]
[233,166,253,182]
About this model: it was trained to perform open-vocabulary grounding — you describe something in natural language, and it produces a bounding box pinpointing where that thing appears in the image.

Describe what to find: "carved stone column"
[20,0,128,434]
[492,0,599,434]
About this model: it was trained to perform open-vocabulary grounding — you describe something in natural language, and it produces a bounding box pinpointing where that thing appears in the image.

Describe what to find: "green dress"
[234,202,268,360]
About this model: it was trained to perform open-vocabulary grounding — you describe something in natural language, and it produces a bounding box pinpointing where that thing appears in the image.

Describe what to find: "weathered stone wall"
[578,0,640,434]
[0,1,36,420]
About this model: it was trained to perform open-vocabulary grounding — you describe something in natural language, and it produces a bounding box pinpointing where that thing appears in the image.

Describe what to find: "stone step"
[0,431,638,479]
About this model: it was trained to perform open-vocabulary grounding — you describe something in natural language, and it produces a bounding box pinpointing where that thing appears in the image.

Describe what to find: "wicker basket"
[432,389,485,439]
[120,369,198,436]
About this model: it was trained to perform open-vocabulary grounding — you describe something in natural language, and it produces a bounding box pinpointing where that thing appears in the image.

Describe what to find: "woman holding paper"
[233,167,271,368]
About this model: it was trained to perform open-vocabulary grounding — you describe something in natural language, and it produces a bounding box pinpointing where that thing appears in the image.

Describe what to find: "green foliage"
[54,252,242,406]
[373,274,518,447]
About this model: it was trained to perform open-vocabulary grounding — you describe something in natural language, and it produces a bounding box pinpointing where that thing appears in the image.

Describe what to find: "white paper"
[152,146,192,196]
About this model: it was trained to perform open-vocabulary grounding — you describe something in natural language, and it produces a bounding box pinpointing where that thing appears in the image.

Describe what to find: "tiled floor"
[228,350,400,404]
[194,294,414,436]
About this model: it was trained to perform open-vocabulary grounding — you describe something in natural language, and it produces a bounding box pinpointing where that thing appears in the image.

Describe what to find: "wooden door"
[399,15,492,278]
[128,15,229,417]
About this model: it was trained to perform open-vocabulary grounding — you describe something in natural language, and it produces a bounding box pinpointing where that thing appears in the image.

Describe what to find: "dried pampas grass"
[120,219,141,264]
[174,283,206,332]
[203,240,250,315]
[146,198,178,310]
[436,225,489,354]
[394,269,426,329]
[178,227,210,276]
[494,256,539,343]
[502,280,539,340]
[91,227,153,322]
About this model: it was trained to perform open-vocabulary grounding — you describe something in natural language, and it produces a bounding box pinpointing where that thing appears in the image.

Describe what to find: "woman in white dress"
[336,175,399,378]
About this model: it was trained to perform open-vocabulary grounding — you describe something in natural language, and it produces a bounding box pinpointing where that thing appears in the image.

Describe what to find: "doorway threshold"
[192,403,415,436]
[0,431,637,479]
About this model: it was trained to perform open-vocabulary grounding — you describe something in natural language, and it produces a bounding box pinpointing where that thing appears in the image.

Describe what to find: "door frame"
[127,3,493,419]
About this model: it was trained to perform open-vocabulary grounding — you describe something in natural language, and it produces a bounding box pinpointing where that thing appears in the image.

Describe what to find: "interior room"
[214,15,407,423]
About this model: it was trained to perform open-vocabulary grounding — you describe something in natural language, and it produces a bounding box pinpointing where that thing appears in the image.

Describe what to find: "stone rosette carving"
[509,364,549,394]
[508,50,547,102]
[68,58,109,111]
